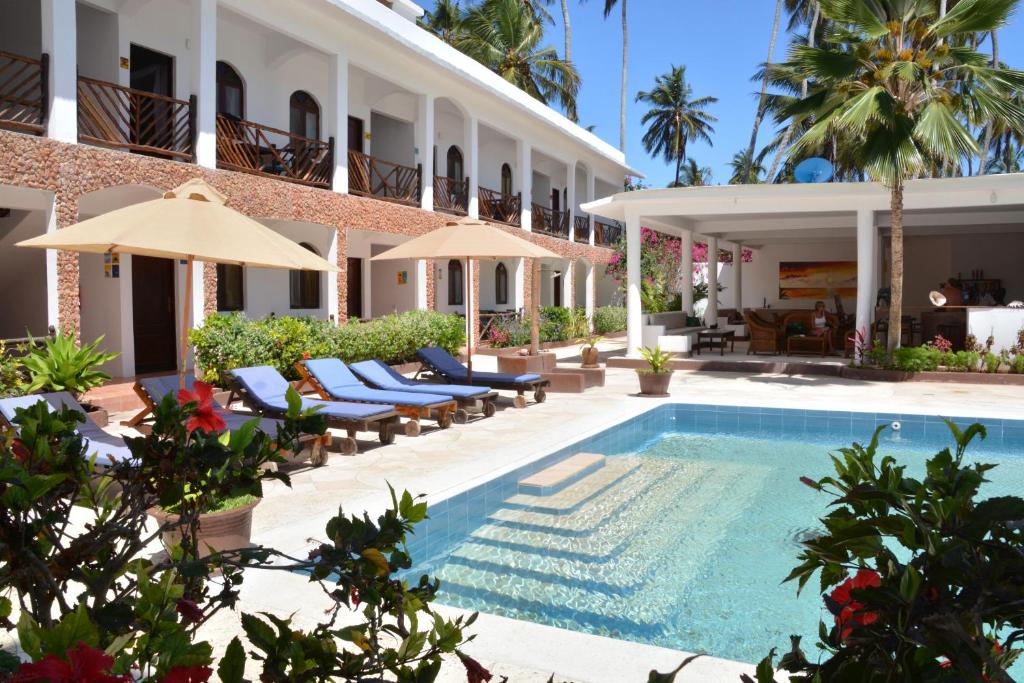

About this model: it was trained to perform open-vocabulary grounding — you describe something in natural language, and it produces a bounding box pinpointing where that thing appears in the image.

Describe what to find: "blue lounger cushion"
[138,373,285,434]
[0,392,135,467]
[230,366,394,421]
[350,359,492,399]
[303,358,453,407]
[416,347,543,384]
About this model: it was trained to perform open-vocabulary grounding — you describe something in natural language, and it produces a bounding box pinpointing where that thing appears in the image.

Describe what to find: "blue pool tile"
[715,413,739,432]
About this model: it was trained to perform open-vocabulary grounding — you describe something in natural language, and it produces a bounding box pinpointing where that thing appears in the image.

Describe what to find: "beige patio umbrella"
[371,217,558,382]
[17,178,338,387]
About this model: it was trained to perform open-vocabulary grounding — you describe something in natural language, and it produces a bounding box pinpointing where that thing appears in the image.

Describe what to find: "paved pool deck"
[136,341,1024,681]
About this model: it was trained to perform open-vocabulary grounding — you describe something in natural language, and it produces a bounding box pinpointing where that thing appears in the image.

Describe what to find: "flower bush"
[485,308,591,348]
[593,306,627,334]
[0,341,27,399]
[190,310,465,384]
[855,328,1024,374]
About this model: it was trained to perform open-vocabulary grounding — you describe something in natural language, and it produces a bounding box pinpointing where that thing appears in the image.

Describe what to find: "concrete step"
[503,458,642,515]
[518,452,605,496]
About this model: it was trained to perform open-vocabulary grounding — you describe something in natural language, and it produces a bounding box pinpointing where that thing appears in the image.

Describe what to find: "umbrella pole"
[178,255,193,389]
[465,257,473,384]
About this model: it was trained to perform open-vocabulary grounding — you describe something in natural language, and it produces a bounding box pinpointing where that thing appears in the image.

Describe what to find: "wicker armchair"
[744,310,783,355]
[782,310,841,353]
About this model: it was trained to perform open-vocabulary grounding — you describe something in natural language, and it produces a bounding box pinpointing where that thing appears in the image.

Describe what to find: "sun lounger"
[127,373,330,466]
[0,392,135,467]
[228,366,401,454]
[415,347,549,407]
[349,359,498,419]
[296,358,458,436]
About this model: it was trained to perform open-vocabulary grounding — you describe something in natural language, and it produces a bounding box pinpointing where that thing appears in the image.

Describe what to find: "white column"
[327,229,340,321]
[679,229,693,315]
[466,116,479,218]
[871,224,882,314]
[855,208,876,360]
[118,256,135,377]
[41,0,77,143]
[328,50,349,193]
[191,259,205,329]
[415,259,428,310]
[562,261,573,309]
[584,261,595,322]
[586,169,596,246]
[518,140,532,231]
[625,210,642,357]
[566,162,576,238]
[417,93,435,212]
[731,242,743,312]
[705,236,719,324]
[514,258,526,312]
[44,200,59,331]
[190,0,217,168]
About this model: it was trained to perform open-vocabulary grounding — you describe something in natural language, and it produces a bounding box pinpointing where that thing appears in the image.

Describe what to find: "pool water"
[405,405,1024,665]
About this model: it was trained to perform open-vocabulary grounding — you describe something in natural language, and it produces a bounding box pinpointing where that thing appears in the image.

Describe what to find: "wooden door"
[347,116,364,153]
[553,274,562,308]
[132,256,177,374]
[551,188,560,212]
[346,257,363,320]
[129,45,174,151]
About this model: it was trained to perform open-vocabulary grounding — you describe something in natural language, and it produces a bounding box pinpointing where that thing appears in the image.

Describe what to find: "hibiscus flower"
[13,641,132,682]
[457,653,492,683]
[829,568,882,641]
[177,381,226,435]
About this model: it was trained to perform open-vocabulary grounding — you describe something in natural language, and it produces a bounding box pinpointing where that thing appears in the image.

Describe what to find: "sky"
[543,1,1024,188]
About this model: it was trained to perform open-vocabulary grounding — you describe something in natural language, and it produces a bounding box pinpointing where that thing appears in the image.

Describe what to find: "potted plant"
[22,330,119,427]
[579,335,603,367]
[636,345,674,396]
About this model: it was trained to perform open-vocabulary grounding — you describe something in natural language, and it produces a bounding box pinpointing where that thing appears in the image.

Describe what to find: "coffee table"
[696,330,735,356]
[787,334,828,356]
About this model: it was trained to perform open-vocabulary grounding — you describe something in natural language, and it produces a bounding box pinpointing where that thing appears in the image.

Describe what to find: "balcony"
[595,218,623,246]
[216,115,333,189]
[531,203,570,239]
[478,186,521,226]
[77,76,195,160]
[349,150,421,205]
[433,175,469,215]
[0,50,48,135]
[573,214,590,243]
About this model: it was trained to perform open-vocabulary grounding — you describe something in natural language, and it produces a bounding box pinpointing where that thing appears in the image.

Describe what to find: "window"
[446,146,464,182]
[447,259,463,306]
[216,62,244,118]
[290,243,322,309]
[289,90,320,140]
[495,262,508,305]
[216,263,244,311]
[500,163,513,196]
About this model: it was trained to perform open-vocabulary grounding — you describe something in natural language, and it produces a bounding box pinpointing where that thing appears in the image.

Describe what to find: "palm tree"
[459,0,581,114]
[635,65,718,187]
[730,149,767,184]
[741,0,785,183]
[420,0,465,44]
[585,0,628,151]
[985,141,1024,173]
[676,158,712,187]
[979,29,1000,173]
[559,0,578,121]
[785,0,1024,352]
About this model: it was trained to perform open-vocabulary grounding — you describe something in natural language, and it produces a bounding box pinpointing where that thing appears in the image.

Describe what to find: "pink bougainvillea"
[604,226,753,289]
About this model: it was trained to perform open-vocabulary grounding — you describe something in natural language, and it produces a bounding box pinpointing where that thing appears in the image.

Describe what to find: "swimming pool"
[405,404,1024,665]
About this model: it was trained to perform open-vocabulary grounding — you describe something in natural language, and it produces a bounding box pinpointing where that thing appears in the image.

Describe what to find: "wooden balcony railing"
[216,114,333,188]
[349,150,421,205]
[595,219,623,246]
[0,51,48,134]
[78,76,195,160]
[478,186,521,226]
[573,214,591,243]
[531,203,570,239]
[433,175,469,215]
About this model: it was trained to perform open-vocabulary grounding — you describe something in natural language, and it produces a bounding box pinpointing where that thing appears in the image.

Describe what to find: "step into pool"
[405,404,1024,665]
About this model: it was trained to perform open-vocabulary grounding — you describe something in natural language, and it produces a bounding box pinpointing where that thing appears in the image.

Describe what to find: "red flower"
[177,381,226,435]
[11,439,31,464]
[830,568,882,641]
[457,653,492,683]
[350,587,361,607]
[160,666,213,683]
[175,598,203,624]
[799,476,817,489]
[13,641,132,682]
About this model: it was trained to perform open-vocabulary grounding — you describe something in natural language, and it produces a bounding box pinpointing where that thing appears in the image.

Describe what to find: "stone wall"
[0,130,613,337]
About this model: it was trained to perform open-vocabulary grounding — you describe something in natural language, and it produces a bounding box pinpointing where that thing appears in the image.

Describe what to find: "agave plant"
[638,345,673,374]
[23,330,119,398]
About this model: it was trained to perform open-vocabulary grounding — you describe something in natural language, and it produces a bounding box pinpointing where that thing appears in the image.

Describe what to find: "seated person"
[810,300,833,352]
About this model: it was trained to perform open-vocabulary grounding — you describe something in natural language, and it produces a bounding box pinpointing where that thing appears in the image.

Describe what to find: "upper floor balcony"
[0,50,47,135]
[216,114,333,189]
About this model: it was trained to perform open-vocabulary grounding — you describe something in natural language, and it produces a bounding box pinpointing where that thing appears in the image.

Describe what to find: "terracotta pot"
[581,346,601,368]
[150,498,260,555]
[81,403,109,428]
[637,370,673,396]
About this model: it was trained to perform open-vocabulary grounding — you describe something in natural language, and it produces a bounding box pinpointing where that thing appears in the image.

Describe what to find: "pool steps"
[517,452,606,496]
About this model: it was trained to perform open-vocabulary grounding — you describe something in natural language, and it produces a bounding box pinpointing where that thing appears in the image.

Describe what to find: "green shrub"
[0,341,27,398]
[190,311,464,384]
[22,331,119,398]
[593,306,627,334]
[485,315,531,348]
[891,346,940,372]
[1014,355,1024,374]
[539,306,571,343]
[984,352,1000,373]
[951,350,980,372]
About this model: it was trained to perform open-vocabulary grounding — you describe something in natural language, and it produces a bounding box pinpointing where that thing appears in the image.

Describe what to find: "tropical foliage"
[21,330,119,399]
[676,158,713,187]
[636,65,718,187]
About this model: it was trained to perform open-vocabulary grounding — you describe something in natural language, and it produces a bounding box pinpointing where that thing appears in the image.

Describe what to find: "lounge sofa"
[641,311,705,355]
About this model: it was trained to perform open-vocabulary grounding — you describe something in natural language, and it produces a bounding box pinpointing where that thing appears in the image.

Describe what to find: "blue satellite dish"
[794,157,835,183]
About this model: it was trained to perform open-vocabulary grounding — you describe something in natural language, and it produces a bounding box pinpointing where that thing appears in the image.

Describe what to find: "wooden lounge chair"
[296,358,459,437]
[349,359,498,421]
[416,347,549,408]
[228,366,400,455]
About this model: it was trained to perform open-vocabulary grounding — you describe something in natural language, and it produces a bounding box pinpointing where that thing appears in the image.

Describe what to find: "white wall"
[532,171,551,209]
[2,0,42,58]
[478,130,516,191]
[434,259,465,315]
[596,264,619,307]
[369,244,415,317]
[434,103,464,179]
[0,210,49,338]
[242,221,332,319]
[478,259,515,312]
[574,259,589,309]
[370,111,414,167]
[739,241,859,312]
[79,252,129,376]
[76,2,119,83]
